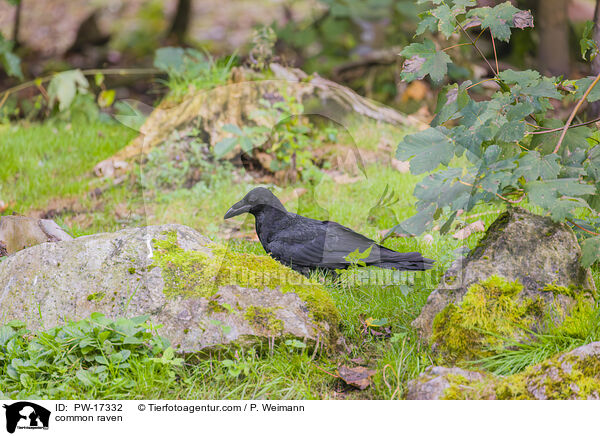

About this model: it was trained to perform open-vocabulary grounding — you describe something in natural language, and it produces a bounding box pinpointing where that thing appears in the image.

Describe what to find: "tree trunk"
[166,0,192,44]
[537,0,570,76]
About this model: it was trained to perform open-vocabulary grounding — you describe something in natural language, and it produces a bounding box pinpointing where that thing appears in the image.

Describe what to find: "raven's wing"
[267,217,389,269]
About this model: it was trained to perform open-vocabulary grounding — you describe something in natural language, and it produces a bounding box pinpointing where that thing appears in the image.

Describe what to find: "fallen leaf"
[337,366,376,390]
[453,220,485,240]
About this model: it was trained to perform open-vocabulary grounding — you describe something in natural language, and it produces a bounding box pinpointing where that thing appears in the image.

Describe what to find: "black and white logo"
[2,402,51,434]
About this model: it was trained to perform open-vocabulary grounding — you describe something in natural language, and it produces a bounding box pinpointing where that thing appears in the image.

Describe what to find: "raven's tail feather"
[368,249,434,271]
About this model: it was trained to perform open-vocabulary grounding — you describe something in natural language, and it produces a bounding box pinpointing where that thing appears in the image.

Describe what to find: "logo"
[2,402,50,434]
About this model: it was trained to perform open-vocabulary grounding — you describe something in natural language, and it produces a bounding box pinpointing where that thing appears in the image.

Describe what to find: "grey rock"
[405,366,487,400]
[0,224,338,352]
[413,208,595,339]
[406,342,600,400]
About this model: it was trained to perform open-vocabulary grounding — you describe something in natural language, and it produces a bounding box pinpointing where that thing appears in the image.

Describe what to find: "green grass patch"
[0,120,137,211]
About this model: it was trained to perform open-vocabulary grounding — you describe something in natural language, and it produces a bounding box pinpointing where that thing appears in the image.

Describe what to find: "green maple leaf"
[400,40,452,83]
[574,76,600,102]
[387,203,437,237]
[396,127,455,174]
[580,236,600,267]
[467,2,520,42]
[513,151,560,182]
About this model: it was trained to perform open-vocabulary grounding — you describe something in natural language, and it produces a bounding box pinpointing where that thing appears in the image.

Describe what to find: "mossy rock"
[414,208,596,343]
[430,275,594,365]
[407,342,600,400]
[0,224,339,352]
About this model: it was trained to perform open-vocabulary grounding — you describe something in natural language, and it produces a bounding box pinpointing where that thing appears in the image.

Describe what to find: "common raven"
[224,187,434,275]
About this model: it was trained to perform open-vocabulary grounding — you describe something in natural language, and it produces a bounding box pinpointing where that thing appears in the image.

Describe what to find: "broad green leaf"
[431,4,455,37]
[498,69,541,87]
[580,21,599,61]
[416,14,437,35]
[467,2,520,42]
[513,151,560,182]
[432,82,471,126]
[400,40,452,83]
[154,47,186,73]
[526,178,594,220]
[396,127,455,174]
[48,70,89,111]
[222,124,244,135]
[414,168,472,209]
[439,210,458,235]
[388,203,437,236]
[214,137,238,158]
[495,120,526,143]
[0,34,23,79]
[574,76,600,102]
[505,101,534,121]
[580,236,600,267]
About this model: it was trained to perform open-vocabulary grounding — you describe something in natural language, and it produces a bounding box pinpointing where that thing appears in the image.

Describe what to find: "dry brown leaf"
[453,220,485,240]
[337,365,376,390]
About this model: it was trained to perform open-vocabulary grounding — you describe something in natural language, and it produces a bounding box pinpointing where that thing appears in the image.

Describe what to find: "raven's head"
[224,187,286,219]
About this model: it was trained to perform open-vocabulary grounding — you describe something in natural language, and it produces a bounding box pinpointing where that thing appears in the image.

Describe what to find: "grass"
[1,115,599,400]
[0,120,138,212]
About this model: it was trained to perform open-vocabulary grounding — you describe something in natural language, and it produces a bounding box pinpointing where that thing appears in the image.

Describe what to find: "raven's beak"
[224,201,251,219]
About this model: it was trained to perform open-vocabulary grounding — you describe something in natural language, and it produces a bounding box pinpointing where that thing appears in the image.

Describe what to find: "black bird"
[224,187,434,275]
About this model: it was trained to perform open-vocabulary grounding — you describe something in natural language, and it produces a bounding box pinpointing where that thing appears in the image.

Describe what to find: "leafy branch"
[394,0,600,267]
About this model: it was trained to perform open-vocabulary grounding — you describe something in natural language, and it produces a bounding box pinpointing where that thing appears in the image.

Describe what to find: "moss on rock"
[431,276,544,364]
[151,231,339,325]
[431,276,594,365]
[244,305,285,335]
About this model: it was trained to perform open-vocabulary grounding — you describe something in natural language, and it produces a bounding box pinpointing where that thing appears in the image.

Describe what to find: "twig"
[554,72,600,154]
[458,179,526,204]
[455,19,498,78]
[312,364,339,379]
[466,78,497,90]
[528,117,600,135]
[0,68,160,101]
[442,42,472,51]
[490,29,499,76]
[568,219,600,236]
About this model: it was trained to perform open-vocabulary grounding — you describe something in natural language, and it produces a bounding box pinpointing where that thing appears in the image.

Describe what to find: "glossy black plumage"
[224,187,434,275]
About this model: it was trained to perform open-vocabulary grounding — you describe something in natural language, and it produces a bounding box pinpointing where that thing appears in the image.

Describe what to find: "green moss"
[150,231,339,324]
[128,267,136,274]
[496,353,600,400]
[431,276,543,364]
[244,305,285,335]
[438,351,600,400]
[86,292,106,302]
